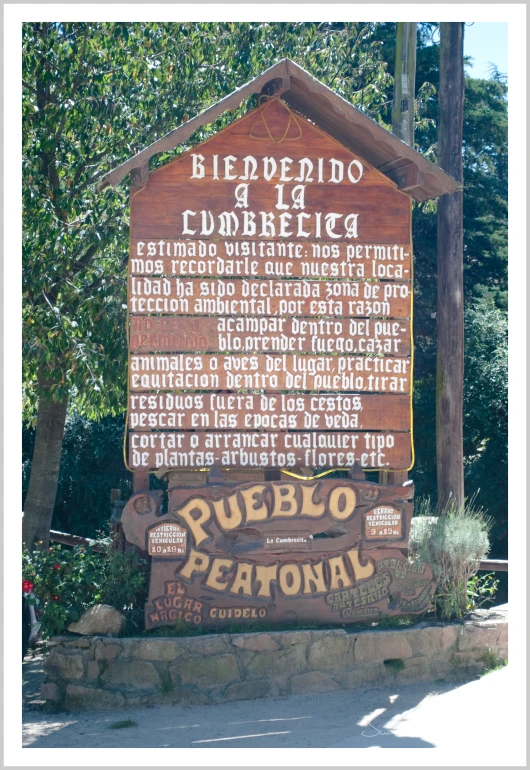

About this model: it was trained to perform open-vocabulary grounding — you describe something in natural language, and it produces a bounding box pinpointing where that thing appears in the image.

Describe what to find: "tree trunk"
[22,379,68,551]
[436,22,465,511]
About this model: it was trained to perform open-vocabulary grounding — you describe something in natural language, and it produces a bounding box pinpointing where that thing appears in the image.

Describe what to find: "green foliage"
[22,543,104,636]
[467,573,500,612]
[107,720,138,730]
[23,413,132,538]
[97,541,150,635]
[411,497,494,620]
[22,539,149,637]
[374,615,416,630]
[157,670,176,695]
[22,21,393,422]
[383,658,406,674]
[480,648,507,675]
[463,301,508,546]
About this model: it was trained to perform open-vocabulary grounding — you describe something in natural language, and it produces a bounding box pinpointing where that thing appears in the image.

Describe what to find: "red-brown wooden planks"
[129,431,412,470]
[128,392,410,431]
[126,99,414,472]
[128,277,411,318]
[129,353,411,393]
[129,316,411,355]
[129,239,412,280]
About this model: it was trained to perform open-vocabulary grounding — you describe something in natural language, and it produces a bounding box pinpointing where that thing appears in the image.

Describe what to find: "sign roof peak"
[97,58,459,202]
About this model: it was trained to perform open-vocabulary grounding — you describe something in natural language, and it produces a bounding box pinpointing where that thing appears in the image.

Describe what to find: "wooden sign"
[120,479,434,630]
[129,239,412,279]
[148,522,187,556]
[129,430,411,471]
[129,354,411,393]
[128,393,410,431]
[363,505,403,540]
[129,316,411,355]
[126,97,413,471]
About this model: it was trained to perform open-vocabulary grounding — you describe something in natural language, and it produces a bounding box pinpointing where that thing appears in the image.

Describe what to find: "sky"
[463,22,508,79]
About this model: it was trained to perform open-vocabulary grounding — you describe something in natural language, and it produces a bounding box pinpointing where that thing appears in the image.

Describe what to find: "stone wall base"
[41,606,508,712]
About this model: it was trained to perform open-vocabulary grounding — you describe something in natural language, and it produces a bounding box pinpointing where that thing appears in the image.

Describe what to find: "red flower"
[22,580,34,594]
[53,595,60,601]
[53,564,61,570]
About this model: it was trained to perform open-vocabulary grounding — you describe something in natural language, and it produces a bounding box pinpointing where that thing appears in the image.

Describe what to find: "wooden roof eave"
[96,60,289,192]
[97,58,460,202]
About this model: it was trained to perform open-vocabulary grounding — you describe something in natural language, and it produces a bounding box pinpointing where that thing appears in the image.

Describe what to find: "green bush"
[22,538,149,638]
[22,543,105,636]
[410,496,494,620]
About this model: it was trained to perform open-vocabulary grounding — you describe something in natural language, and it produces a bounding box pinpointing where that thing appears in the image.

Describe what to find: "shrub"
[22,536,149,638]
[22,543,105,636]
[410,496,494,620]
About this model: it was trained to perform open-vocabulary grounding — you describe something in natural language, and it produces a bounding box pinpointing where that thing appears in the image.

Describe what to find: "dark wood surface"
[128,430,412,471]
[129,238,412,279]
[128,392,410,431]
[128,278,411,318]
[126,98,413,472]
[436,23,465,509]
[129,315,412,355]
[99,59,459,201]
[129,353,411,393]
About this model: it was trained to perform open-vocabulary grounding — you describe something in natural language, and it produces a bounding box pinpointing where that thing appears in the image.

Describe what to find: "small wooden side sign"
[363,505,403,540]
[148,522,187,556]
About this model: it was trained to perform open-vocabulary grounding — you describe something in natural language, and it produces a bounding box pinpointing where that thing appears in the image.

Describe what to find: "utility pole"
[436,22,465,511]
[392,22,417,147]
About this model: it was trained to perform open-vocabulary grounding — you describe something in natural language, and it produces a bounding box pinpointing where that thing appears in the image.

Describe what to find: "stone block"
[67,604,125,636]
[290,671,339,694]
[172,689,212,706]
[340,664,387,689]
[44,652,85,680]
[86,660,100,679]
[405,625,457,657]
[101,660,161,691]
[224,679,272,702]
[170,654,240,687]
[245,643,307,678]
[307,633,352,670]
[182,635,229,655]
[131,639,184,661]
[95,643,122,661]
[41,682,59,701]
[232,634,280,652]
[63,638,92,649]
[457,622,507,653]
[65,684,125,711]
[354,631,413,664]
[277,631,312,646]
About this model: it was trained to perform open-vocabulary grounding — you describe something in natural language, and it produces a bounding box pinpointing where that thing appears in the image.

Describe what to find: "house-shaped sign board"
[100,59,458,629]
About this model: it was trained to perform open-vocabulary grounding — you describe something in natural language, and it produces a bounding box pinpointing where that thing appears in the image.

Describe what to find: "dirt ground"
[22,651,512,750]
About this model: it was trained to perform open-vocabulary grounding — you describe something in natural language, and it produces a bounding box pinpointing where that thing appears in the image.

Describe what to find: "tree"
[22,22,392,549]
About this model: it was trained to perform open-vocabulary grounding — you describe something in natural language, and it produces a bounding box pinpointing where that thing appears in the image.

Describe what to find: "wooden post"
[436,22,465,511]
[392,23,417,147]
[380,22,417,488]
[133,472,150,493]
